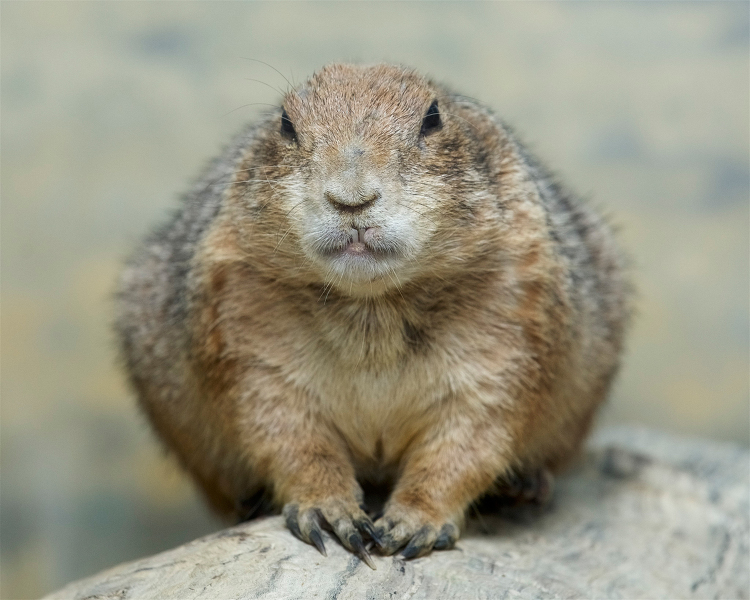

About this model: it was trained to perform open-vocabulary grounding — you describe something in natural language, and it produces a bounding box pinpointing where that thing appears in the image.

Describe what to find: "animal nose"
[324,189,381,213]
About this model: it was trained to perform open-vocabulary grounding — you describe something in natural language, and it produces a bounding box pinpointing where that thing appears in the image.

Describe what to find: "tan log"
[44,427,749,600]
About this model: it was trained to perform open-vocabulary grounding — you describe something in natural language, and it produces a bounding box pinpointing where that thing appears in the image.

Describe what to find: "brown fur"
[115,63,631,559]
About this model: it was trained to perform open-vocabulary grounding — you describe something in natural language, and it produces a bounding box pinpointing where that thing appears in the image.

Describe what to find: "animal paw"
[373,504,461,558]
[282,498,380,569]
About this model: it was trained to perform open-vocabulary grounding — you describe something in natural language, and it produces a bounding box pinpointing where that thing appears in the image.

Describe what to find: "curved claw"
[356,518,384,548]
[284,503,328,556]
[284,504,303,538]
[400,525,435,560]
[400,543,420,560]
[309,527,327,556]
[283,499,381,565]
[374,507,461,558]
[432,523,459,551]
[375,532,402,556]
[351,536,376,569]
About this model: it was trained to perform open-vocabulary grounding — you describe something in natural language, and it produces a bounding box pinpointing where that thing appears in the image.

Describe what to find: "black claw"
[310,527,327,557]
[349,532,376,569]
[358,519,384,547]
[401,526,432,560]
[359,550,377,570]
[377,534,401,556]
[284,505,302,538]
[347,532,365,553]
[400,542,420,559]
[433,523,458,550]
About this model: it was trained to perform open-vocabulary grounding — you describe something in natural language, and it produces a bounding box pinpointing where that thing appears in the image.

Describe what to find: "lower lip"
[344,241,369,255]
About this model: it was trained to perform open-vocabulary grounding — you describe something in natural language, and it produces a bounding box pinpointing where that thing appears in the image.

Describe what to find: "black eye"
[420,100,441,135]
[280,109,296,140]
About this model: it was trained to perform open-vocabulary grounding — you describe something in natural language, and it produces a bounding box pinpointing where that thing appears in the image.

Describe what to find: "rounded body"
[115,64,631,559]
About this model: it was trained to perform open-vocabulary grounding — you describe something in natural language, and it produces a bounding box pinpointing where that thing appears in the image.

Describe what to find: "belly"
[311,359,444,468]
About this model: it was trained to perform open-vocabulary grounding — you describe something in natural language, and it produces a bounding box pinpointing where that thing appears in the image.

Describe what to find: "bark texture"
[45,427,749,600]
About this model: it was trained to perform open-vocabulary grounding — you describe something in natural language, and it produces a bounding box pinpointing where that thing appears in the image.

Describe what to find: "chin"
[319,253,410,297]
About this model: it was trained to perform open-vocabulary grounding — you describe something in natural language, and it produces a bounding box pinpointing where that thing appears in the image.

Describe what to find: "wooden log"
[44,427,749,599]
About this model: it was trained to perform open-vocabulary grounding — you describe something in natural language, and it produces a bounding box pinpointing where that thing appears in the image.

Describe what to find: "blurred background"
[1,2,747,597]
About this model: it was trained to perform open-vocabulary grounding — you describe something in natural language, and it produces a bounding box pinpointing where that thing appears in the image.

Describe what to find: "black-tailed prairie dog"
[115,63,631,564]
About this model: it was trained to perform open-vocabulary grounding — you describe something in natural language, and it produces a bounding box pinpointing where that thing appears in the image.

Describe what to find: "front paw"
[282,498,379,568]
[373,503,462,559]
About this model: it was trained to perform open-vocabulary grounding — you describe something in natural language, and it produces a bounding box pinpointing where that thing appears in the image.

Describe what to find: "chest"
[242,284,514,467]
[293,300,456,465]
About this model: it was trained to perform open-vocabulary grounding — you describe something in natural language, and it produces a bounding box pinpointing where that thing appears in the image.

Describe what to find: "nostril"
[324,191,341,207]
[360,191,381,205]
[325,189,381,212]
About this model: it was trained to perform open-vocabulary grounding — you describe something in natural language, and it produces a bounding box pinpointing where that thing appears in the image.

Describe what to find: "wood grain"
[44,428,749,600]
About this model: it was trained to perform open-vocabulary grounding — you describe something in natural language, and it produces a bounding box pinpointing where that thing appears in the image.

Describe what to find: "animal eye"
[420,100,441,135]
[280,109,296,140]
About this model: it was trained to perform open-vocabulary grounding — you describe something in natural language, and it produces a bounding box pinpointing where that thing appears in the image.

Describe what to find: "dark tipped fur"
[115,63,632,560]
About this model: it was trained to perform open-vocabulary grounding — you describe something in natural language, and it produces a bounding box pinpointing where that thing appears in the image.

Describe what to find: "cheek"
[391,181,442,232]
[277,174,321,224]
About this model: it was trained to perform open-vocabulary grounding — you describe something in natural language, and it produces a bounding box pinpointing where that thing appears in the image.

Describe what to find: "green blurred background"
[1,2,748,597]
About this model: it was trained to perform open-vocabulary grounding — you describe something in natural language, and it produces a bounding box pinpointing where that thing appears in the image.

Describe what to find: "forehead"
[283,64,435,136]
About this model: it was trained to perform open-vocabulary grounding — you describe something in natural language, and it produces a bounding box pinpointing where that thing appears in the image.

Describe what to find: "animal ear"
[280,109,297,141]
[420,100,441,136]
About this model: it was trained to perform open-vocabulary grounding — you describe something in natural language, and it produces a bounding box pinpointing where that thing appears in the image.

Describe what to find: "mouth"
[315,226,388,257]
[303,223,413,290]
[345,227,373,255]
[307,224,404,264]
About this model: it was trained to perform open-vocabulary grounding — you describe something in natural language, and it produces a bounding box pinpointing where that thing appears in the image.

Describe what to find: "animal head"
[231,64,507,297]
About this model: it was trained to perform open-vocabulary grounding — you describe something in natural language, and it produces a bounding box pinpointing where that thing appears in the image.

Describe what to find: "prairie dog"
[115,63,631,563]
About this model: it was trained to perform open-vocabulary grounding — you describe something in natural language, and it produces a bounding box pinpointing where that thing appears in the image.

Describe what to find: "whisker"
[441,110,481,135]
[273,217,302,255]
[244,77,288,98]
[210,179,280,189]
[355,298,369,367]
[394,198,440,228]
[392,268,407,299]
[226,165,283,176]
[240,58,297,97]
[324,273,339,304]
[318,268,334,302]
[437,93,483,107]
[223,102,280,118]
